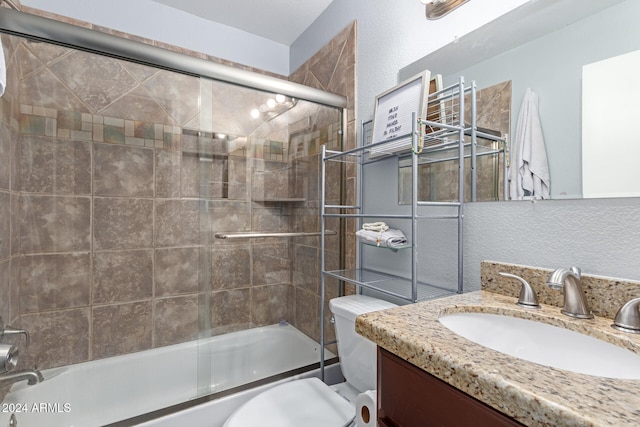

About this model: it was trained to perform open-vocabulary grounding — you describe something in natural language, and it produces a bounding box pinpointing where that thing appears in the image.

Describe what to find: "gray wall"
[464,198,640,289]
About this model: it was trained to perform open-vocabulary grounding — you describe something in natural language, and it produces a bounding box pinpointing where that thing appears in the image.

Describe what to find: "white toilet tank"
[329,295,397,392]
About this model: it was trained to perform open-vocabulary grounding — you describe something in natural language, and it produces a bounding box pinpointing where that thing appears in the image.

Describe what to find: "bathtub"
[0,324,335,427]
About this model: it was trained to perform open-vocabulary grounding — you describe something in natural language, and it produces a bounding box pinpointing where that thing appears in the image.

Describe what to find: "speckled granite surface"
[481,261,640,320]
[356,261,640,426]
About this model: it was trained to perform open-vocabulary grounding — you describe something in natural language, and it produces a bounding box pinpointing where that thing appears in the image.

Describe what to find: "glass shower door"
[1,21,343,425]
[196,77,344,397]
[2,31,210,425]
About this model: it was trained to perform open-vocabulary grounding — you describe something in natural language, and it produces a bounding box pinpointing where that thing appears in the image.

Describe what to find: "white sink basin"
[439,312,640,379]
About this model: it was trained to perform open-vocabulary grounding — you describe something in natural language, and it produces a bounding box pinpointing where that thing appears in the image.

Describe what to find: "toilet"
[223,294,397,427]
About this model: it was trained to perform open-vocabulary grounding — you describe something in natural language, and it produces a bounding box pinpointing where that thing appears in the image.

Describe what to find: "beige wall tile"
[154,295,199,347]
[155,145,181,198]
[293,244,320,294]
[48,50,138,112]
[155,199,204,247]
[93,198,153,250]
[94,143,154,197]
[0,260,10,321]
[155,247,201,296]
[141,71,200,126]
[0,192,9,259]
[211,246,251,291]
[93,250,153,304]
[92,302,152,359]
[295,288,319,342]
[18,195,91,253]
[251,284,293,327]
[18,308,90,370]
[0,124,11,191]
[252,243,290,286]
[19,253,91,313]
[19,136,91,195]
[211,288,251,333]
[209,200,251,233]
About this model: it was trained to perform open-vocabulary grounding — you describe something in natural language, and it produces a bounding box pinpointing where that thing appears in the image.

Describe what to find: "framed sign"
[370,70,431,157]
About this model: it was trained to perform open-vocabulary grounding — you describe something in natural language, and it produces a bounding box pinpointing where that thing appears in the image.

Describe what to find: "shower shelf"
[324,269,456,302]
[321,77,473,305]
[319,77,498,380]
[399,138,505,167]
[358,241,412,251]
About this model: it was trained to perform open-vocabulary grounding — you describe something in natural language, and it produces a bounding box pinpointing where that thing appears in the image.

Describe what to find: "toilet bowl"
[223,294,397,427]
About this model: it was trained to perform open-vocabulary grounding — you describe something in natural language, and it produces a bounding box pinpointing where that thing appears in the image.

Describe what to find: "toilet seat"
[223,378,355,427]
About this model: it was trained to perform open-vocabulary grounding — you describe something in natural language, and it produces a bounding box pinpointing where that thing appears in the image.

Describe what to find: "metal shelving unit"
[318,77,507,379]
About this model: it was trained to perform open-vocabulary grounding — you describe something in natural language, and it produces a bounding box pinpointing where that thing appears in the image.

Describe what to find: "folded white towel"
[362,222,388,232]
[0,37,5,97]
[356,228,408,248]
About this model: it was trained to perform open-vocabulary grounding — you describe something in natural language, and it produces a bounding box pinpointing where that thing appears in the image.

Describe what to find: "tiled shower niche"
[1,30,343,375]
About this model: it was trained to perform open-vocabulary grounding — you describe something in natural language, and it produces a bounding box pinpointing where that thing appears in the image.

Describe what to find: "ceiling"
[152,0,334,45]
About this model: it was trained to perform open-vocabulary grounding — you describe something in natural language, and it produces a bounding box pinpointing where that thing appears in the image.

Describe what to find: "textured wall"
[465,198,640,291]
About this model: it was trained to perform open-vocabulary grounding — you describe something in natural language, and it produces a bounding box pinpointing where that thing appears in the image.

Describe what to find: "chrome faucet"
[0,369,44,386]
[0,317,30,347]
[499,272,540,308]
[612,297,640,333]
[546,267,594,319]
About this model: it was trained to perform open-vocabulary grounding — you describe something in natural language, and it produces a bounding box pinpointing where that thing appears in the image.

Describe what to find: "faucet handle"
[0,317,30,347]
[570,266,581,278]
[499,272,541,308]
[613,297,640,333]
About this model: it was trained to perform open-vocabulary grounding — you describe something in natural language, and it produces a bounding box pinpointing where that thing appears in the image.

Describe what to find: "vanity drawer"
[377,348,525,427]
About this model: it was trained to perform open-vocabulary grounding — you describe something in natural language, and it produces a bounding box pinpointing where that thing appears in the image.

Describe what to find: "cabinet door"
[377,348,525,427]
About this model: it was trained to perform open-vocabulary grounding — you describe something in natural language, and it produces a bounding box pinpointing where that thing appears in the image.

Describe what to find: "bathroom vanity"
[376,348,523,426]
[356,261,640,426]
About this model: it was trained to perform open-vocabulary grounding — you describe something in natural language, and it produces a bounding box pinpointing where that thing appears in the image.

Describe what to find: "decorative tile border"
[19,104,175,149]
[17,104,335,163]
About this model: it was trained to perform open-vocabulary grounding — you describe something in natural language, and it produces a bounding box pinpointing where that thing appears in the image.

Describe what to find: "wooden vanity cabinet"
[377,348,525,427]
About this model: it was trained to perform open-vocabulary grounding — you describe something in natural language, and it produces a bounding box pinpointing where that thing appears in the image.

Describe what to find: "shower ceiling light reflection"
[250,94,297,121]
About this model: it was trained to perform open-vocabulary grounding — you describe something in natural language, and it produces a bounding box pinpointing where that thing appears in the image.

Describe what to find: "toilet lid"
[224,378,355,427]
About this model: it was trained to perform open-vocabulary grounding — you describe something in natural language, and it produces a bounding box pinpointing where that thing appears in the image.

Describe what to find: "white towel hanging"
[508,88,550,200]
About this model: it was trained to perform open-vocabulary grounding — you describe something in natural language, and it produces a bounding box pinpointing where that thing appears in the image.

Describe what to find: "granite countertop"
[356,290,640,426]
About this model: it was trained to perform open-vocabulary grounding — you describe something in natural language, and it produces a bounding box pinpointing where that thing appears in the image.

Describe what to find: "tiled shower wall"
[0,35,18,333]
[289,22,357,345]
[0,9,355,372]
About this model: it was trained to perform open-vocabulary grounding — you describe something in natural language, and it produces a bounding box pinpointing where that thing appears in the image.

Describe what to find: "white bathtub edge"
[137,363,344,427]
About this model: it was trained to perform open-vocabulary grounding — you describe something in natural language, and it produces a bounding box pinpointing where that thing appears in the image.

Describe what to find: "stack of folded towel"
[356,222,408,249]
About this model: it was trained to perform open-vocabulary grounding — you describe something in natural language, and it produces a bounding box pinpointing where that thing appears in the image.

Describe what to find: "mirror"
[582,50,640,198]
[399,0,640,200]
[397,80,511,204]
